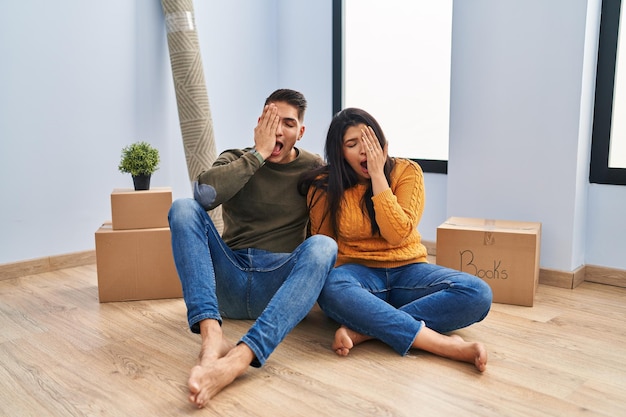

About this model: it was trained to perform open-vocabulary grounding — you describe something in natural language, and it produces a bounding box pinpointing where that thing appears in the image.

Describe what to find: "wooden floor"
[1,264,625,417]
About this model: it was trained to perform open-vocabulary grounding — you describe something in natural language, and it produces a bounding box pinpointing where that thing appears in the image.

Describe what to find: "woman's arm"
[373,160,424,246]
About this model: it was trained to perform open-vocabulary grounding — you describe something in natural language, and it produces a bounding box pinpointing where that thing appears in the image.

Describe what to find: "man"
[168,89,337,408]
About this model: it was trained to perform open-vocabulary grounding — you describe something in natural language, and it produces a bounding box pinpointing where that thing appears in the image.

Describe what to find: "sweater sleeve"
[307,187,335,239]
[196,148,263,210]
[372,160,424,246]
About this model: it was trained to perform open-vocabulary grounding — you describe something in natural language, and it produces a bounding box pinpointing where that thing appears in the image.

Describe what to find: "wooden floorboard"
[0,264,625,416]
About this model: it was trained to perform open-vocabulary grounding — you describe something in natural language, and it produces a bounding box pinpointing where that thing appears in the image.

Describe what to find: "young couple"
[168,89,493,408]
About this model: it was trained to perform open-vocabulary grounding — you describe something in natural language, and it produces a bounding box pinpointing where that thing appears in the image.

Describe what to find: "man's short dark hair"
[265,89,307,122]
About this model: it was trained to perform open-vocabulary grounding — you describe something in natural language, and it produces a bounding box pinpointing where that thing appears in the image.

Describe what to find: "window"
[333,0,452,174]
[590,0,626,185]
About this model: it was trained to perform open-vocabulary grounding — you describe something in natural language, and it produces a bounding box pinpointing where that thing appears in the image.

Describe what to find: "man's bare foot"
[188,343,254,408]
[196,319,233,363]
[187,319,249,407]
[214,337,235,358]
[413,327,488,372]
[332,326,373,356]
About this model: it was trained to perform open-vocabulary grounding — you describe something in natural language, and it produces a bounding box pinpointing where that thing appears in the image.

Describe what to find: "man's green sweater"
[197,147,321,253]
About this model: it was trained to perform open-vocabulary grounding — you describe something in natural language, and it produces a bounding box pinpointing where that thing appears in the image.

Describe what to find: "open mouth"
[272,142,283,156]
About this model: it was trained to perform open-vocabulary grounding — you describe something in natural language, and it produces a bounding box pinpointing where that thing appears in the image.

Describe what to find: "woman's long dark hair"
[299,108,395,236]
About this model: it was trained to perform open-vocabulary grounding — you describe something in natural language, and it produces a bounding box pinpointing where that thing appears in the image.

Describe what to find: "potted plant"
[118,141,160,191]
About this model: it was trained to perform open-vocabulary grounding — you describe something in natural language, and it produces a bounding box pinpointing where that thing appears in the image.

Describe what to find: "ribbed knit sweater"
[309,158,428,268]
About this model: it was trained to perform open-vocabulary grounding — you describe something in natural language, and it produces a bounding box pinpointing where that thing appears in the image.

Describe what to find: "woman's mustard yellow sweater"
[309,158,429,268]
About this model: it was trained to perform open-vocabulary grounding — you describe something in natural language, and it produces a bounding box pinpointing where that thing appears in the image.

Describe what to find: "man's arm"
[196,150,263,209]
[196,104,280,210]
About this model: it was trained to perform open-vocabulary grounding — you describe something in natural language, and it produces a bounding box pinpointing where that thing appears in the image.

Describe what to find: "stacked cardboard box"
[95,187,182,303]
[436,217,541,307]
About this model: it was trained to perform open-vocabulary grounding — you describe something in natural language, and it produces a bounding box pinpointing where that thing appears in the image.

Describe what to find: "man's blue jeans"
[317,262,493,356]
[168,198,337,367]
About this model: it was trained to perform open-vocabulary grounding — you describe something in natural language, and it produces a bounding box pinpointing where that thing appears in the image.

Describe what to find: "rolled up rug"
[162,0,223,232]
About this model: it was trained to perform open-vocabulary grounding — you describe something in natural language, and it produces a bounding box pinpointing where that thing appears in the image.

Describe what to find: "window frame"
[332,0,448,174]
[590,0,626,185]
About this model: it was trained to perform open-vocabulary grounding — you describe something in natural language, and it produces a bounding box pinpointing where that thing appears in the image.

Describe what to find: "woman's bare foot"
[448,334,487,372]
[413,327,488,372]
[187,343,254,408]
[332,326,373,356]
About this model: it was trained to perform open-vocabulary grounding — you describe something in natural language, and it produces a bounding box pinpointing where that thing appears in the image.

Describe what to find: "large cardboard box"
[436,217,541,307]
[95,223,182,302]
[111,187,172,230]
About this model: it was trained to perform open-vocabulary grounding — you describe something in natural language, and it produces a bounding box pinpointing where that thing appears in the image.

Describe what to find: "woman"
[301,108,493,371]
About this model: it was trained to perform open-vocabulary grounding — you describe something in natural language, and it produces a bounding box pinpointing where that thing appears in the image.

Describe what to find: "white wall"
[276,0,333,155]
[448,0,593,272]
[445,0,625,272]
[586,184,626,267]
[1,0,625,273]
[0,0,329,264]
[1,0,138,264]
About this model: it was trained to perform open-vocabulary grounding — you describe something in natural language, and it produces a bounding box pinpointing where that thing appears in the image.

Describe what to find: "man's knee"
[169,198,201,226]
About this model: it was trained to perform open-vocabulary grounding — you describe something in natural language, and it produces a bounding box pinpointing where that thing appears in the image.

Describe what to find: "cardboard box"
[111,187,172,230]
[95,223,182,302]
[436,217,541,306]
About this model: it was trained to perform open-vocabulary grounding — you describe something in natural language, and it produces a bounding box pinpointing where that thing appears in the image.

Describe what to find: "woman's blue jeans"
[317,262,493,356]
[168,198,337,367]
